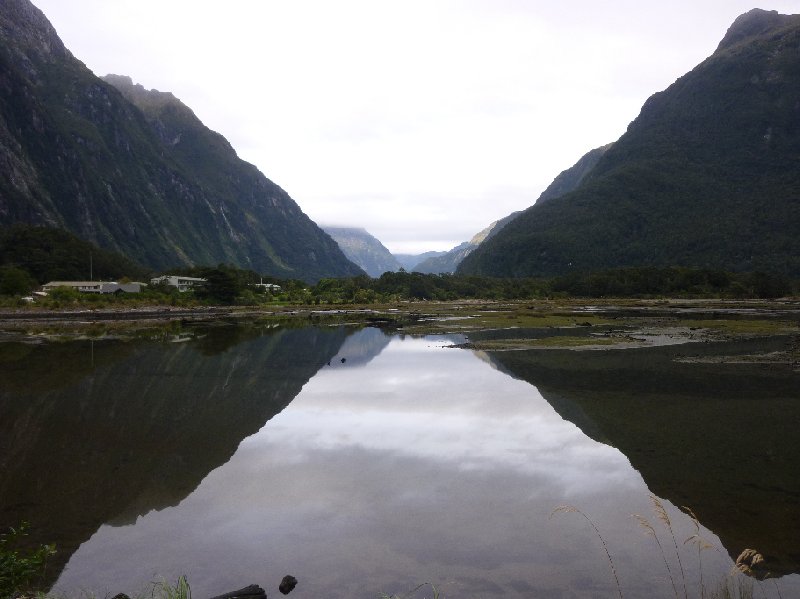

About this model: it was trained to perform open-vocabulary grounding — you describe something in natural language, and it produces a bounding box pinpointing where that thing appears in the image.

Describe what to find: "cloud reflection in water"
[54,332,734,599]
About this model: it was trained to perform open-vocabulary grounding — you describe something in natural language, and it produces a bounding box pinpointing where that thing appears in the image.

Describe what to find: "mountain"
[393,251,446,271]
[322,226,400,277]
[459,9,800,278]
[414,212,521,274]
[533,143,613,206]
[419,143,610,276]
[0,1,362,283]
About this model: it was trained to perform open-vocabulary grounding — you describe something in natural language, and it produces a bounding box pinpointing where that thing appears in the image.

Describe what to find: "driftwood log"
[208,584,267,599]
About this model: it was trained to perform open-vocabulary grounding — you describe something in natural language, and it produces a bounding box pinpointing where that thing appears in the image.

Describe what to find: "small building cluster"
[150,275,207,292]
[33,275,280,297]
[42,280,146,294]
[255,282,282,292]
[38,275,209,295]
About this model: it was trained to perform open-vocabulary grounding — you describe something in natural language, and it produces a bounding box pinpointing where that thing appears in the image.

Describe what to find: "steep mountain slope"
[0,0,362,282]
[415,212,521,274]
[534,143,613,206]
[322,226,400,277]
[460,9,800,278]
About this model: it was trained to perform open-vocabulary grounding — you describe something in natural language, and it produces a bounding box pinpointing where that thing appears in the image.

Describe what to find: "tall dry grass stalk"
[682,505,717,599]
[650,495,688,599]
[632,512,680,598]
[551,505,624,599]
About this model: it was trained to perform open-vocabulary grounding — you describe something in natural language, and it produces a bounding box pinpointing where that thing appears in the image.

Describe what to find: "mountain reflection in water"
[0,324,357,588]
[486,336,800,578]
[1,326,797,598]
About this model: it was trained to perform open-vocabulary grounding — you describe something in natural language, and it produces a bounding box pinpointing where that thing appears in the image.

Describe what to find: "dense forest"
[0,225,149,293]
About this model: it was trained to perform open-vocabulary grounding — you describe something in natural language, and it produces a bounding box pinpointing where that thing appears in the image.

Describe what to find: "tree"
[197,268,240,303]
[0,267,36,296]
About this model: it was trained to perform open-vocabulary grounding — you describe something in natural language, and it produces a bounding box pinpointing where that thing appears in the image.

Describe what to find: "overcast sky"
[32,1,800,254]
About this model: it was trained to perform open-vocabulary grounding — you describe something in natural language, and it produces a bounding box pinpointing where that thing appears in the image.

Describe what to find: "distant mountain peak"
[716,9,796,52]
[322,226,400,277]
[0,0,68,65]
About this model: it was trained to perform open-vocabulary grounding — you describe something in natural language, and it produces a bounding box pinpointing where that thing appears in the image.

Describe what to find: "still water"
[1,324,798,598]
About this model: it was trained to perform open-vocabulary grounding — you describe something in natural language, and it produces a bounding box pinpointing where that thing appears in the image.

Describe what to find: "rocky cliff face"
[0,0,362,282]
[460,9,800,278]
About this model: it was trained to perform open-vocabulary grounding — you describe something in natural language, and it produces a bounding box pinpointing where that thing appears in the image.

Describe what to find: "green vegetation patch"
[681,318,799,337]
[460,336,628,351]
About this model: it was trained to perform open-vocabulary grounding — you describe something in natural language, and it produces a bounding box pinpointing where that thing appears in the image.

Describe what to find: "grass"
[551,505,625,599]
[150,576,191,599]
[462,336,625,350]
[680,319,798,337]
[552,499,787,599]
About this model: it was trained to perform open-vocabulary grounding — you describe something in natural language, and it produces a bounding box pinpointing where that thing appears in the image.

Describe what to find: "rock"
[278,575,297,595]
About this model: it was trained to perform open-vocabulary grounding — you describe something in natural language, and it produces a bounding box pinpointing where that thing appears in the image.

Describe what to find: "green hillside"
[459,9,800,278]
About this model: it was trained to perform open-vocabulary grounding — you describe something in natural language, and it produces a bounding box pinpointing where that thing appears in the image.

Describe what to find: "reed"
[649,495,689,599]
[632,512,680,598]
[682,506,717,599]
[551,505,624,599]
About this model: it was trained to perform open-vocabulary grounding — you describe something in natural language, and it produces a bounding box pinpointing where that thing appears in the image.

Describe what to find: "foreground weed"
[0,523,56,599]
[150,576,191,599]
[551,505,624,599]
[732,550,783,599]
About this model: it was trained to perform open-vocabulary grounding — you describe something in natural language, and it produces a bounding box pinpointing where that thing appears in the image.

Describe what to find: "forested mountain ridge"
[533,143,613,206]
[0,0,362,282]
[459,9,800,278]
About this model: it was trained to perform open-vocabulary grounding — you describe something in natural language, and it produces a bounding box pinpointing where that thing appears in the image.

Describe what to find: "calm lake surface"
[1,323,798,598]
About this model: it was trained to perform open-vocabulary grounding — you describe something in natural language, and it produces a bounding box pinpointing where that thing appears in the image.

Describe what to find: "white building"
[42,281,145,294]
[150,275,207,292]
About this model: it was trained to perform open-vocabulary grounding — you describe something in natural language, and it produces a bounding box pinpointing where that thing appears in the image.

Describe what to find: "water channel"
[1,323,798,598]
